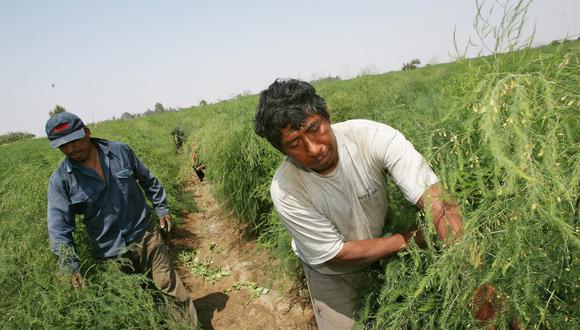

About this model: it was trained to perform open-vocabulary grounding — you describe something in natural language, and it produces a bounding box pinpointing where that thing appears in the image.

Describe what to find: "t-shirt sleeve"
[366,122,439,204]
[271,181,344,265]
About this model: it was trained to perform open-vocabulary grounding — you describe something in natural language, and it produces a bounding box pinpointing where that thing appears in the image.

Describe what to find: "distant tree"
[49,105,66,117]
[154,102,165,112]
[402,58,421,71]
[0,131,35,145]
[121,112,134,119]
[199,100,208,106]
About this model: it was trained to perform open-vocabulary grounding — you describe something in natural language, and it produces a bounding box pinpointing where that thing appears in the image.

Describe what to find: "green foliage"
[357,42,579,330]
[178,250,231,284]
[120,112,134,119]
[402,58,421,71]
[49,105,66,118]
[230,281,270,298]
[186,40,579,328]
[0,114,200,328]
[0,131,35,145]
[155,102,166,112]
[193,96,280,232]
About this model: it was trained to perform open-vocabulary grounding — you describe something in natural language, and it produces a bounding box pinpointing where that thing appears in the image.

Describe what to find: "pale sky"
[1,0,578,136]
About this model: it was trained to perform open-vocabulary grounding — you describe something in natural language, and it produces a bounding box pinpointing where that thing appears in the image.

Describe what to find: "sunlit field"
[1,35,577,330]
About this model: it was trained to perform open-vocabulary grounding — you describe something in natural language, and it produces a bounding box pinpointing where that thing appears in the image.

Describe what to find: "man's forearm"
[328,234,407,268]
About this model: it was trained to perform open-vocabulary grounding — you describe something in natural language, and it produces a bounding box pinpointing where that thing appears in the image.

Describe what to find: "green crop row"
[188,41,579,329]
[355,44,579,329]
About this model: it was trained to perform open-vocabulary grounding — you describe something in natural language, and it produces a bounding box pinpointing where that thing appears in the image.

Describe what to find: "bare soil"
[168,177,315,330]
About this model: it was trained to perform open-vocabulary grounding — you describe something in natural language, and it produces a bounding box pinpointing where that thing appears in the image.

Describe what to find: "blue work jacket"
[47,138,169,272]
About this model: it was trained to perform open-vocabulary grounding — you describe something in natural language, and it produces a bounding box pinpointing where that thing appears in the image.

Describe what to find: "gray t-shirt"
[270,119,439,275]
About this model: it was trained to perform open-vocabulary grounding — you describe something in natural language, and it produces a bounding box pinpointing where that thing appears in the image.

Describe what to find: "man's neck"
[81,142,104,179]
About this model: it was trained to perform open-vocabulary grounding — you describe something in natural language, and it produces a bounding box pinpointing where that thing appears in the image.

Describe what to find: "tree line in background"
[4,30,579,146]
[0,132,35,146]
[120,102,179,119]
[1,102,193,146]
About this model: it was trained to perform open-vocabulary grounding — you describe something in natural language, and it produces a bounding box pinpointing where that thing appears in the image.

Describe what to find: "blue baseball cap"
[45,112,86,148]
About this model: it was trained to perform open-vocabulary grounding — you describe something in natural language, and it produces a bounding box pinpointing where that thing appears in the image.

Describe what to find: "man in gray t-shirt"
[254,79,463,330]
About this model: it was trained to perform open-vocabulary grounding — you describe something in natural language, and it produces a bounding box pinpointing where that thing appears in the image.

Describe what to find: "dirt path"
[168,177,315,330]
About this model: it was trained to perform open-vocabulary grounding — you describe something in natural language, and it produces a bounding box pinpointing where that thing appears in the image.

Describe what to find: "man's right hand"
[159,214,172,233]
[71,272,85,289]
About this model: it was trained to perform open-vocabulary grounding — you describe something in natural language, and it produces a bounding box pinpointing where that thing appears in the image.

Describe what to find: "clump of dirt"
[168,177,315,330]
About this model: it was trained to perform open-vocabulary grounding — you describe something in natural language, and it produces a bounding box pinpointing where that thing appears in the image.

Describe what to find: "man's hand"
[159,214,172,233]
[416,184,463,241]
[71,272,85,289]
[402,227,427,249]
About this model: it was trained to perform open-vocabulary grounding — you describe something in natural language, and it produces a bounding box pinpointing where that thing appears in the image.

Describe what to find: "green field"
[1,39,578,328]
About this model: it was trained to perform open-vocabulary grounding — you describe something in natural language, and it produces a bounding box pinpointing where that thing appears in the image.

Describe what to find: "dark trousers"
[124,224,198,324]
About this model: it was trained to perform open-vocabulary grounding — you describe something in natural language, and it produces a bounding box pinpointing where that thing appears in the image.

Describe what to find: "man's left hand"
[159,214,172,233]
[402,227,427,249]
[416,184,463,241]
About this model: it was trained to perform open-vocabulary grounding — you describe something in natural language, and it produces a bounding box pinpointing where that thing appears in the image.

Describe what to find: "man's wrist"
[385,233,408,253]
[156,209,170,217]
[398,233,408,250]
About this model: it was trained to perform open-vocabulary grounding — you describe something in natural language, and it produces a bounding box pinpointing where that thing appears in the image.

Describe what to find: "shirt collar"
[64,138,113,173]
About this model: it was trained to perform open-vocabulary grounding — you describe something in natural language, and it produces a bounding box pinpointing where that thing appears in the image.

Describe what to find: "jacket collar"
[64,138,113,173]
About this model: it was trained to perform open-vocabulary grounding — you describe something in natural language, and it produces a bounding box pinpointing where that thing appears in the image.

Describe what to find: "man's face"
[58,129,92,163]
[280,114,338,175]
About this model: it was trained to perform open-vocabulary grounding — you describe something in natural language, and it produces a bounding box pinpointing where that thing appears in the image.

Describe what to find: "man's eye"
[287,141,299,148]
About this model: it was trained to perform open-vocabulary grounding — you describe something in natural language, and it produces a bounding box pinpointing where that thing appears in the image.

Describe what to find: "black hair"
[254,78,330,151]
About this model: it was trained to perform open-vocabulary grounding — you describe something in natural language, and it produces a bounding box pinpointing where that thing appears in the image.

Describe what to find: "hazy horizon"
[1,0,578,136]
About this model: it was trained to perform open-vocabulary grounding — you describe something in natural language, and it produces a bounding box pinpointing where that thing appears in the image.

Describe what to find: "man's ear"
[84,127,91,138]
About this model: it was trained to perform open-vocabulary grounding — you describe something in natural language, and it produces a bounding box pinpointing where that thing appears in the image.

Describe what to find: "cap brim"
[49,128,86,148]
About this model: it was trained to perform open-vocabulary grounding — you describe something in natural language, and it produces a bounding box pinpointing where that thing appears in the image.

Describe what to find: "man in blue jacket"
[46,112,197,322]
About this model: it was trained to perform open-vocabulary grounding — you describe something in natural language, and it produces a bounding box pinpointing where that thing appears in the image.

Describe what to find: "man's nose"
[304,138,322,157]
[59,142,74,154]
